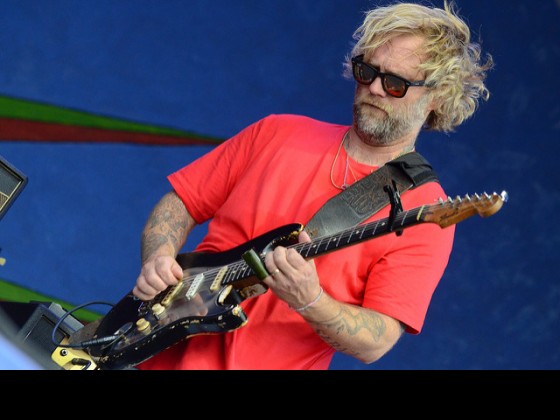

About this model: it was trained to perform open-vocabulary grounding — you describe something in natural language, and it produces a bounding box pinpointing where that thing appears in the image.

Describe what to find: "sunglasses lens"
[383,75,407,98]
[352,56,415,98]
[353,62,376,84]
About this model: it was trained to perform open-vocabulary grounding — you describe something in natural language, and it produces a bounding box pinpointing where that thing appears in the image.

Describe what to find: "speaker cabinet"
[0,155,28,221]
[0,301,84,369]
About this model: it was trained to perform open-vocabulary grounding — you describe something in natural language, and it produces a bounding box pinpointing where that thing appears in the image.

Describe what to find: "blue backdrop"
[0,0,558,370]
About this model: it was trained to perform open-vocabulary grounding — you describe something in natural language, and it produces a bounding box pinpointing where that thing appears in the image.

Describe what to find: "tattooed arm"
[262,230,405,364]
[133,191,197,301]
[300,296,405,364]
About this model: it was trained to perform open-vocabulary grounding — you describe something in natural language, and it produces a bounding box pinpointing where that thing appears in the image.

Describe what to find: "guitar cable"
[50,300,120,350]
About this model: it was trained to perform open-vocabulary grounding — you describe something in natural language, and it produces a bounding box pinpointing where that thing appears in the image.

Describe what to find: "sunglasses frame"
[351,54,426,98]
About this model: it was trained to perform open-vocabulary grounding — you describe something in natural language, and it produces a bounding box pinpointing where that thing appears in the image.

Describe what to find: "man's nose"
[368,76,387,97]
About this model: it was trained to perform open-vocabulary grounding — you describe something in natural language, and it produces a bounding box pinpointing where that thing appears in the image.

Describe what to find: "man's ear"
[423,92,441,129]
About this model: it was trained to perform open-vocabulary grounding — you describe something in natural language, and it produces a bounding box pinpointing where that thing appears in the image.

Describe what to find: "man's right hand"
[133,255,184,301]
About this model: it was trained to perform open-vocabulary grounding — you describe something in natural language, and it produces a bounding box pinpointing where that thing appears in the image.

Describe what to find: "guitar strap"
[304,151,438,238]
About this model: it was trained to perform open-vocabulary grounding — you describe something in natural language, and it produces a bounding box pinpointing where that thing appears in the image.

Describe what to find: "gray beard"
[353,96,428,146]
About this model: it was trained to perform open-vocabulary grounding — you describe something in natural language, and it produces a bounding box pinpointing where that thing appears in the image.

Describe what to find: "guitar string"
[151,194,500,305]
[172,206,425,295]
[169,193,498,295]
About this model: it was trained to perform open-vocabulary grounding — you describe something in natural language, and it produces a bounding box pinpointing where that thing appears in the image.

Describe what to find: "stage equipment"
[0,155,28,221]
[0,301,85,369]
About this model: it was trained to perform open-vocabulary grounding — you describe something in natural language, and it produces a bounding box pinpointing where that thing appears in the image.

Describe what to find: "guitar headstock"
[424,191,508,228]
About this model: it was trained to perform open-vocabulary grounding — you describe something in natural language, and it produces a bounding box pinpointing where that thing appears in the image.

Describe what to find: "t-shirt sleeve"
[167,118,266,224]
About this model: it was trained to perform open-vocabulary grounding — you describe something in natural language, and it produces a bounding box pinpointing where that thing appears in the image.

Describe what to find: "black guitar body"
[90,223,303,370]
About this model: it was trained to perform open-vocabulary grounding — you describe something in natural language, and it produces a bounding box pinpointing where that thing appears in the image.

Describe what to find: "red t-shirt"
[138,114,455,370]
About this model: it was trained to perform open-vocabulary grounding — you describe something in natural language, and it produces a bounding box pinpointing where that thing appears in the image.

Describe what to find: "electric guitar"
[88,191,508,370]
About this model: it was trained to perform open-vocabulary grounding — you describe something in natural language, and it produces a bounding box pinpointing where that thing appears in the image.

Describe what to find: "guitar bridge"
[160,280,185,306]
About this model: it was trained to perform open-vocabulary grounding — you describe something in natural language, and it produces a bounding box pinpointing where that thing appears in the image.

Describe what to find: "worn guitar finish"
[89,191,507,370]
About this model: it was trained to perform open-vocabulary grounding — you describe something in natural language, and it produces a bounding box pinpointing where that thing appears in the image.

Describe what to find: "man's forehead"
[367,35,426,72]
[369,35,425,61]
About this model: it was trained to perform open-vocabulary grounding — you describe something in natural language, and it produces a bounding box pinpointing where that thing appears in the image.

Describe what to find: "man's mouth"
[362,102,388,115]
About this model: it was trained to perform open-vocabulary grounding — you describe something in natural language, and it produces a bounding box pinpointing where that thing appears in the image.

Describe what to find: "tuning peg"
[500,190,509,202]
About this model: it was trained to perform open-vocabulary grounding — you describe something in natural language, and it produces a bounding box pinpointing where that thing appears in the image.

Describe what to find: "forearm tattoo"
[141,194,188,262]
[309,306,387,356]
[141,233,169,262]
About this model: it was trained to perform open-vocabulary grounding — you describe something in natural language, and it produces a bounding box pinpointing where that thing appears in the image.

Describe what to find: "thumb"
[299,230,312,243]
[171,260,184,280]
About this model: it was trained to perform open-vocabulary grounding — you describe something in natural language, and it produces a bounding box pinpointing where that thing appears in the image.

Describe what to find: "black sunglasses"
[351,54,427,98]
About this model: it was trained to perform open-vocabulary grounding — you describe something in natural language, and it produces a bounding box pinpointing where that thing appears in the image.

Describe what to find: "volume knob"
[151,303,165,316]
[136,318,150,331]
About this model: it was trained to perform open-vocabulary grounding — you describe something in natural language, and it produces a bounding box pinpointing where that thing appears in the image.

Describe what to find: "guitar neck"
[294,206,423,259]
[229,191,506,285]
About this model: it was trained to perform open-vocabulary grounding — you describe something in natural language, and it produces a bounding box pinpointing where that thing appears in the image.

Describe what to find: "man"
[133,1,493,369]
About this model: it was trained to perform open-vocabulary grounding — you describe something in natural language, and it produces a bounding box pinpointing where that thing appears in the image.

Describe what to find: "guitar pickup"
[185,273,204,300]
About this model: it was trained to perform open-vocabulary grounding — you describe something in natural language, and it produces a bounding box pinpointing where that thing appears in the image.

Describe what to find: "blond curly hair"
[343,1,493,132]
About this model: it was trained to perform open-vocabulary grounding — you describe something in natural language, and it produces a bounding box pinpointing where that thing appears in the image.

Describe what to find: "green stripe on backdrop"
[0,278,102,323]
[0,95,221,142]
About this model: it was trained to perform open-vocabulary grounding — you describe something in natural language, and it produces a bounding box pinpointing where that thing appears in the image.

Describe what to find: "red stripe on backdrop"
[0,117,220,146]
